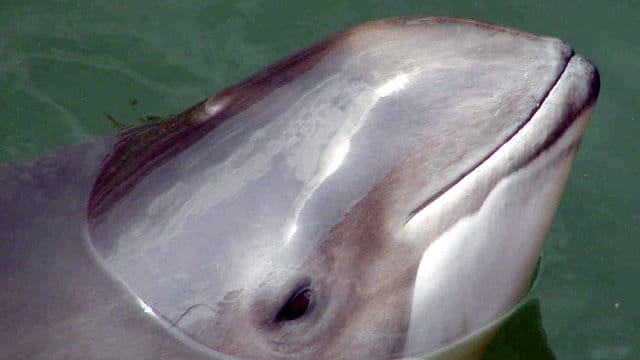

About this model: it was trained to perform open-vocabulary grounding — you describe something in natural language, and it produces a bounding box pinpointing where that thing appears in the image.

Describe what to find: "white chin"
[403,107,593,356]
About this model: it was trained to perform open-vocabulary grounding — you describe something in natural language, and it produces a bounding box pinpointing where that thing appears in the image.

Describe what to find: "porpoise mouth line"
[405,52,578,224]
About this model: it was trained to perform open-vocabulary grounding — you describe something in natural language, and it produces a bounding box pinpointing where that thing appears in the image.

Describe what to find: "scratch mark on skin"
[173,303,218,327]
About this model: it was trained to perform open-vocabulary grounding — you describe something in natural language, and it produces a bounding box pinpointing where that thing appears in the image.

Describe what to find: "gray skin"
[0,17,599,360]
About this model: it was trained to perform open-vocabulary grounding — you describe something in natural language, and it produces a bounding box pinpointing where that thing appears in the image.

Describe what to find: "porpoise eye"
[276,287,312,322]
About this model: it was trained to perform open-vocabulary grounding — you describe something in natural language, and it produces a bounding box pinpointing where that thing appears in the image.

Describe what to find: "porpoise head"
[87,17,599,359]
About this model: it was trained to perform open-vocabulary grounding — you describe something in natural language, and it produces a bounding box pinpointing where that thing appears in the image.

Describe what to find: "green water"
[1,1,637,358]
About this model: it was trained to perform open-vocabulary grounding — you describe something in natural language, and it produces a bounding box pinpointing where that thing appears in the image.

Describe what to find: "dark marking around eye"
[276,287,312,322]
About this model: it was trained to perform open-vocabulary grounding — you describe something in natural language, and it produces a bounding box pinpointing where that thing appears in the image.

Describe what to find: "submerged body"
[0,17,598,359]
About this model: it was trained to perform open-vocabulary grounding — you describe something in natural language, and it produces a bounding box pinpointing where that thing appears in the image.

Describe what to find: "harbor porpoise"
[0,17,599,359]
